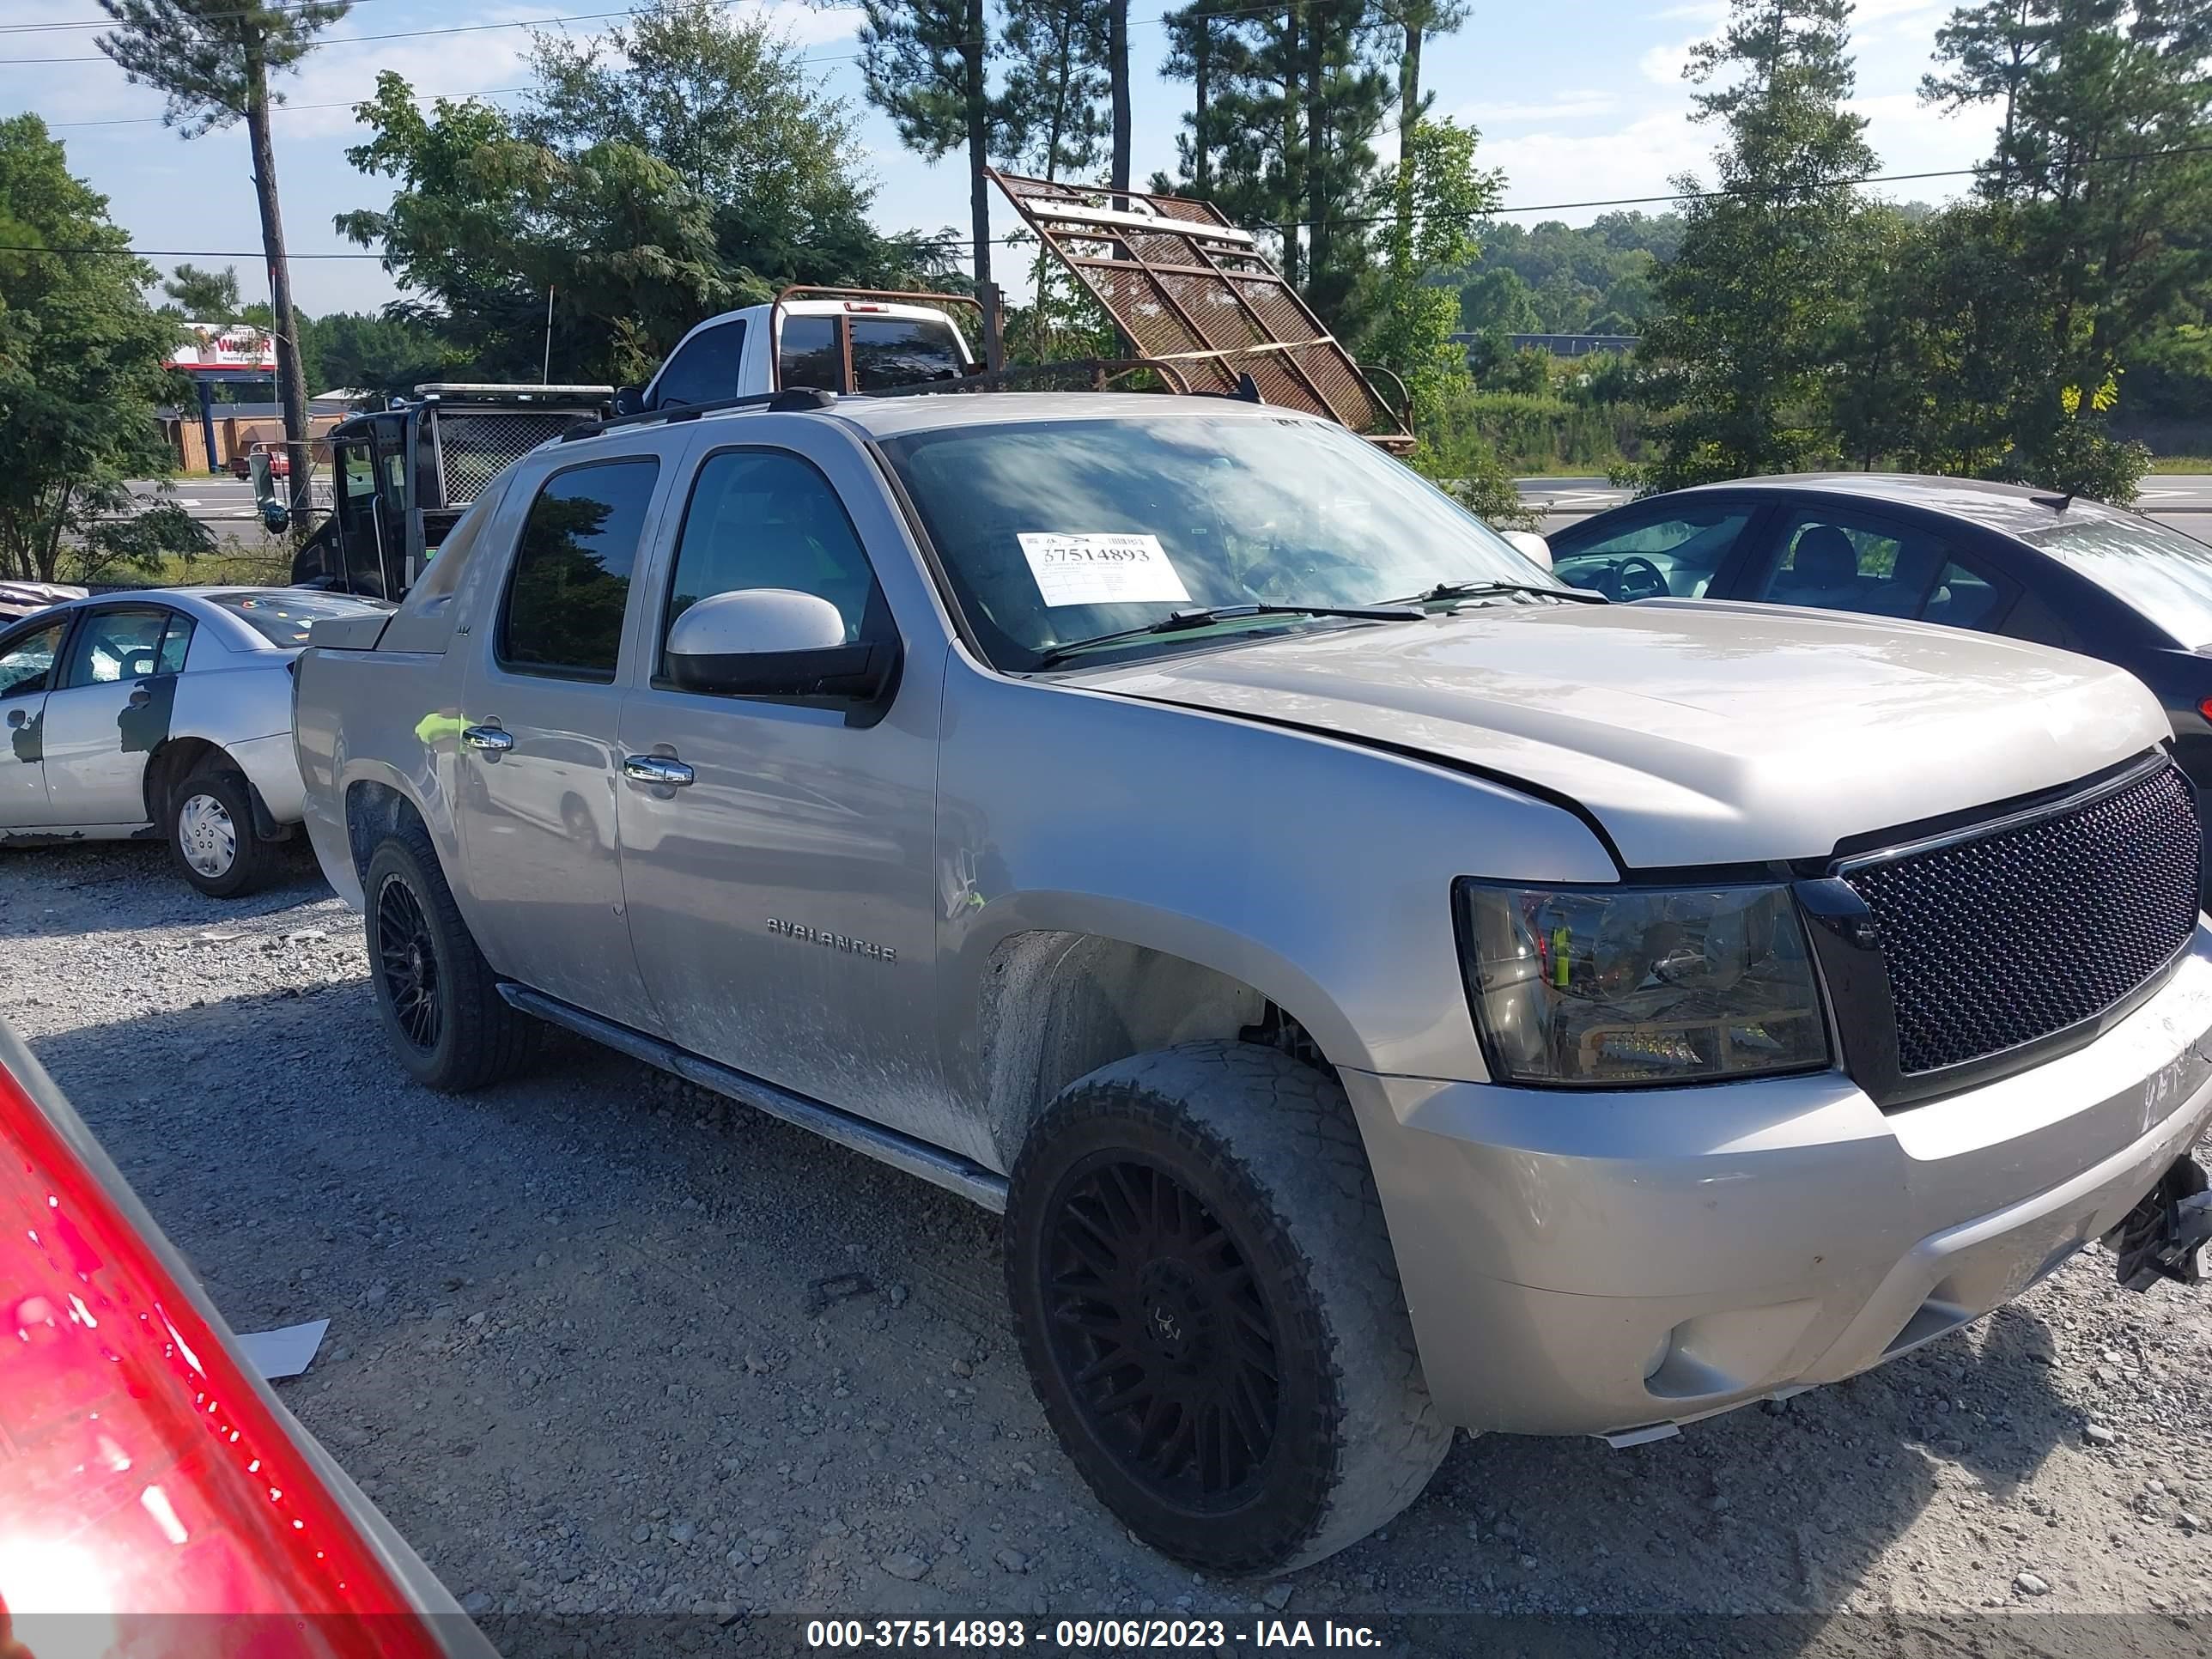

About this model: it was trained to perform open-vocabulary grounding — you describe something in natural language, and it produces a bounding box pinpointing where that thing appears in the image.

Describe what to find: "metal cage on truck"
[292,384,614,599]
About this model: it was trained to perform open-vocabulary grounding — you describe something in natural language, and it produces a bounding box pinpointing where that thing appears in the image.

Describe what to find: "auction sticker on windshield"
[1019,532,1193,607]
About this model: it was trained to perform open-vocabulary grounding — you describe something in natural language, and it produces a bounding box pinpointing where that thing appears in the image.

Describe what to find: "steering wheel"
[1613,556,1669,602]
[1240,544,1368,603]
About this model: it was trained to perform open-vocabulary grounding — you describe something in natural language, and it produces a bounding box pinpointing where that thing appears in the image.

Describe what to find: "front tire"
[1005,1042,1448,1574]
[167,764,270,898]
[363,825,533,1091]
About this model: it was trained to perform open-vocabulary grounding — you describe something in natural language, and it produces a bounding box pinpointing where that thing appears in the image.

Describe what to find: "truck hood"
[1076,599,2169,867]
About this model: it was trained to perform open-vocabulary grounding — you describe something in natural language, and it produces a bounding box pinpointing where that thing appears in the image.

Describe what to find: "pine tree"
[1634,0,1876,487]
[859,0,1004,291]
[97,0,349,525]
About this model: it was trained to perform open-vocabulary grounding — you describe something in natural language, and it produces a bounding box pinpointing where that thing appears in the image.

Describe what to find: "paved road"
[131,476,329,527]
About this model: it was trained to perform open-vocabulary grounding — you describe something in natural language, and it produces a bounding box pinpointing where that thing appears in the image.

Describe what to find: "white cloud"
[1486,106,1714,220]
[1464,89,1620,124]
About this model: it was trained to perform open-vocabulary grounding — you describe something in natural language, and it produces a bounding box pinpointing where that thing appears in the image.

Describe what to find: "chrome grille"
[1842,763,2201,1078]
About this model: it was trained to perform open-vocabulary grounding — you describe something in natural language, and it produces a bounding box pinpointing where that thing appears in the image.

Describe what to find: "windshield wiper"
[1032,602,1426,669]
[1382,580,1607,606]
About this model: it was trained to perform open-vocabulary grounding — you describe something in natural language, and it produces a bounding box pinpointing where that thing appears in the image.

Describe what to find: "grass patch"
[2147,455,2212,474]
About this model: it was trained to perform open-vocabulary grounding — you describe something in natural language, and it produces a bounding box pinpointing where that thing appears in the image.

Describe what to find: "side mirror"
[613,385,647,417]
[1500,529,1552,570]
[261,501,290,533]
[665,588,896,704]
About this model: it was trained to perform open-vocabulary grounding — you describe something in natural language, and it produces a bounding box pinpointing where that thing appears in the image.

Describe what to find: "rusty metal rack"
[988,168,1412,449]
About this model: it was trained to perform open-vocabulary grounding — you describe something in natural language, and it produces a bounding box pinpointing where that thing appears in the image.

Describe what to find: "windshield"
[2027,515,2212,648]
[878,413,1556,668]
[210,590,388,647]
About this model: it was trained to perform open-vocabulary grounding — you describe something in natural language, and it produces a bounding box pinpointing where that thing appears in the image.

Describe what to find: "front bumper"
[1346,921,2212,1438]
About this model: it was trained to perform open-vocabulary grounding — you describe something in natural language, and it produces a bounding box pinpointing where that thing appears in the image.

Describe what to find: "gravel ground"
[7,842,2212,1656]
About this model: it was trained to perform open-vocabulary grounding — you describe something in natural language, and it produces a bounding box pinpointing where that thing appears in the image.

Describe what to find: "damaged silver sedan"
[0,586,388,895]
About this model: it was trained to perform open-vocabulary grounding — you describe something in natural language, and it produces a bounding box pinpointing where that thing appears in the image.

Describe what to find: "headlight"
[1454,878,1830,1086]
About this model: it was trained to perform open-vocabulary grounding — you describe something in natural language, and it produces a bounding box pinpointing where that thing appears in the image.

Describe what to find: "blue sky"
[4,0,2004,325]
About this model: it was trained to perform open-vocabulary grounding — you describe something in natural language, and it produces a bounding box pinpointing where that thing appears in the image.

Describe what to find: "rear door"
[0,617,67,829]
[39,604,195,827]
[612,424,949,1144]
[454,446,673,1033]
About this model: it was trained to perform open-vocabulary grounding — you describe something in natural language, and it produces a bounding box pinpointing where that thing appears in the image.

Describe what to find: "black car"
[1546,472,2212,799]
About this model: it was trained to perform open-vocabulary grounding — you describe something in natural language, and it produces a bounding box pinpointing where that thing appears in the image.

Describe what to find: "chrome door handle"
[623,754,694,787]
[461,725,514,753]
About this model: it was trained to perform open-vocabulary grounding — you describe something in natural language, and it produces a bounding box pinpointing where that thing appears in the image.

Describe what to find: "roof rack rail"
[560,385,836,442]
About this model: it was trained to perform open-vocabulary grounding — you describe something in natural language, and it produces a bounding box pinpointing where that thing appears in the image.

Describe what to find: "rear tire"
[167,763,270,899]
[1005,1041,1448,1574]
[363,824,534,1091]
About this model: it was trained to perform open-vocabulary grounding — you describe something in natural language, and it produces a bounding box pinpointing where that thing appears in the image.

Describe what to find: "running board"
[495,983,1010,1212]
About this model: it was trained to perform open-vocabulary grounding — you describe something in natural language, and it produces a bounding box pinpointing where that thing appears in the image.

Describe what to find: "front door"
[40,605,192,827]
[0,617,66,829]
[455,449,668,1033]
[613,436,948,1145]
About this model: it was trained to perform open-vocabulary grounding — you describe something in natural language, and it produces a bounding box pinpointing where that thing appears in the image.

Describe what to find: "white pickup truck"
[623,289,980,414]
[293,386,2212,1574]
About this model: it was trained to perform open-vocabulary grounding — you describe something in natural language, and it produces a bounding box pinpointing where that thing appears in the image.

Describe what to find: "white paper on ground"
[1018,532,1192,608]
[234,1317,329,1380]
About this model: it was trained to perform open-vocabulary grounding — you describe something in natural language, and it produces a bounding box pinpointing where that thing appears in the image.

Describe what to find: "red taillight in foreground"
[0,1062,447,1656]
[2197,695,2212,725]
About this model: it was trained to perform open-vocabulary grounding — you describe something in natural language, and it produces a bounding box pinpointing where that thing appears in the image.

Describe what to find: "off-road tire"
[363,823,533,1091]
[167,762,270,899]
[1005,1041,1449,1574]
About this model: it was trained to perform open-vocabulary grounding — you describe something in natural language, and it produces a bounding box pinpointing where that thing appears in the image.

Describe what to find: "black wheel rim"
[1042,1158,1280,1508]
[374,875,441,1051]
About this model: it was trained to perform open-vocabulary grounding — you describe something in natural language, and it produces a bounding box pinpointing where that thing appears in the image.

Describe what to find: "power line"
[4,0,1306,64]
[5,0,872,61]
[0,158,2028,264]
[47,85,533,127]
[0,0,398,33]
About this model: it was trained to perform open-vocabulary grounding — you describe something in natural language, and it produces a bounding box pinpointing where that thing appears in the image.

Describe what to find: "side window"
[155,611,195,675]
[660,449,882,675]
[849,318,963,391]
[497,459,661,683]
[1921,561,2004,629]
[2002,587,2085,652]
[1549,506,1754,600]
[0,621,65,699]
[779,316,842,392]
[61,608,169,689]
[653,319,747,408]
[1748,508,1960,620]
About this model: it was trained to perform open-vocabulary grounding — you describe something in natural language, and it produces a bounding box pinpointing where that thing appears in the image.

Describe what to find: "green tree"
[96,0,351,524]
[1366,118,1501,424]
[0,117,210,583]
[1631,0,1877,489]
[1915,0,2210,497]
[1375,0,1469,249]
[340,3,939,384]
[859,0,1004,294]
[1000,0,1109,182]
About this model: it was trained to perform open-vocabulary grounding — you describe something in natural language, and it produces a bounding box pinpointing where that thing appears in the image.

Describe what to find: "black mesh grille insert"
[1843,763,2201,1078]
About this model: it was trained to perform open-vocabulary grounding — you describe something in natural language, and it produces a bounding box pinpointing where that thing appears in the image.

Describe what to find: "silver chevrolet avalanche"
[291,392,2212,1572]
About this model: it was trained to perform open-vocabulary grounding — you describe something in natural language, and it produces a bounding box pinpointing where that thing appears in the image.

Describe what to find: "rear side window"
[850,318,963,391]
[653,319,747,408]
[62,608,169,687]
[779,317,842,391]
[154,612,194,674]
[497,459,661,682]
